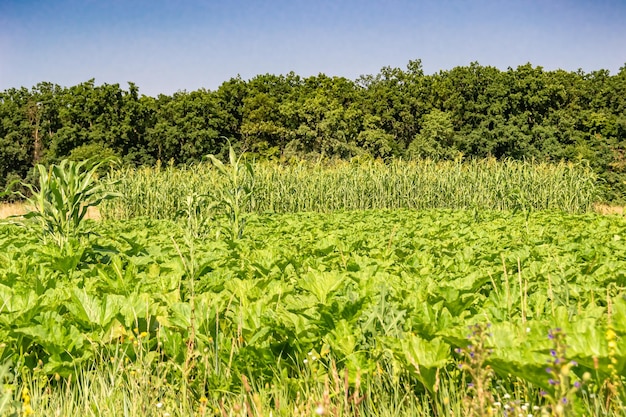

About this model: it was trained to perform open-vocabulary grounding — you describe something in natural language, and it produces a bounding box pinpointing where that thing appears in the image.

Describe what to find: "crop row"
[100,158,598,220]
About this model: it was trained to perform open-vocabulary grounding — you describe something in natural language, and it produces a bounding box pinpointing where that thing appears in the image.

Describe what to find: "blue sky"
[1,0,625,97]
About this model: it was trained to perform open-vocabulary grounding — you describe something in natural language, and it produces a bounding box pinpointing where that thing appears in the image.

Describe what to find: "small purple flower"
[561,397,568,404]
[545,367,553,373]
[574,381,581,388]
[540,390,547,397]
[550,349,557,357]
[467,383,474,388]
[454,348,462,354]
[570,360,578,367]
[548,379,559,385]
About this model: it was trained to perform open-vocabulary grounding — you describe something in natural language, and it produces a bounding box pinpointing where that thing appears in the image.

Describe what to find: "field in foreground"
[1,209,625,416]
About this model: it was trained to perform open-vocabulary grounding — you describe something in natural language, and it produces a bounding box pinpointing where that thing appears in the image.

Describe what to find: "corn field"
[100,158,598,220]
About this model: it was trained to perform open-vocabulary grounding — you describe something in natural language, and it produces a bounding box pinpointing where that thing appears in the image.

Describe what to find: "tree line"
[1,60,625,201]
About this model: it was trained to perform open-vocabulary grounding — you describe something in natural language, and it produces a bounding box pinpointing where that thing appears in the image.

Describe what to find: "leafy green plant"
[18,158,121,248]
[2,207,626,415]
[176,192,219,239]
[206,144,254,240]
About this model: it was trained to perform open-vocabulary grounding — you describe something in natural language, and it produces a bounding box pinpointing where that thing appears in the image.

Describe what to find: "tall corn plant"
[206,145,254,240]
[20,158,121,248]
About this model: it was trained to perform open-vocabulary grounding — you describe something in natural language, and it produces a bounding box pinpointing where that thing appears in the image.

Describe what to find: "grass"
[3,358,625,417]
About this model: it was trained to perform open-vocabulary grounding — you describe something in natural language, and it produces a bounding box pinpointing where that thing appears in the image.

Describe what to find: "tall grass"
[101,158,598,220]
[3,361,624,417]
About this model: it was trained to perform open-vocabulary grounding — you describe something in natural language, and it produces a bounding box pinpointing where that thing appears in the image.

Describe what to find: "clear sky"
[1,0,625,97]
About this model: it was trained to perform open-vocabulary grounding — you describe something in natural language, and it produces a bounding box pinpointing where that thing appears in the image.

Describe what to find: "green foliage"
[408,109,458,159]
[101,158,598,221]
[206,143,255,239]
[175,192,219,239]
[1,209,626,404]
[67,143,119,162]
[2,61,626,201]
[17,158,121,248]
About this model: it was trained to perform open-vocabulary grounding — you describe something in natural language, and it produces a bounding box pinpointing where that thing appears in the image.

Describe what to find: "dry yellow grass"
[0,202,26,219]
[594,204,626,216]
[0,202,101,220]
[1,202,622,220]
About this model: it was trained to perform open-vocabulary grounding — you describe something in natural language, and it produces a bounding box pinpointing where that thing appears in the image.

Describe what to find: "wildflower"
[22,404,34,417]
[21,387,30,403]
[315,404,325,415]
[156,402,163,408]
[503,393,511,399]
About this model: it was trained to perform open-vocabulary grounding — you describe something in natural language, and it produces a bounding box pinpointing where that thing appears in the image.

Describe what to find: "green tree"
[408,109,457,159]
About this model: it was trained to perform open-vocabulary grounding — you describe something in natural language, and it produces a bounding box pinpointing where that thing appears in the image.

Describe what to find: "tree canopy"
[1,60,625,201]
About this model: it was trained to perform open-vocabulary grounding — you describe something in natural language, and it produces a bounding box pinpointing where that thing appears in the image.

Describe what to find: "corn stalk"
[206,145,255,240]
[19,158,121,248]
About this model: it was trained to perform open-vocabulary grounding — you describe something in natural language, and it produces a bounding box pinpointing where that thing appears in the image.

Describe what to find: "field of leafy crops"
[1,207,625,415]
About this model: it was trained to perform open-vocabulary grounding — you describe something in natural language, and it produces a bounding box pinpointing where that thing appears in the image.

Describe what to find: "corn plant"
[175,192,219,239]
[101,158,598,221]
[18,158,121,248]
[205,145,254,240]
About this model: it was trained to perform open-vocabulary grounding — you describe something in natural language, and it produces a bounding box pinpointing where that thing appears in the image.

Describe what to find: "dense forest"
[1,60,625,201]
